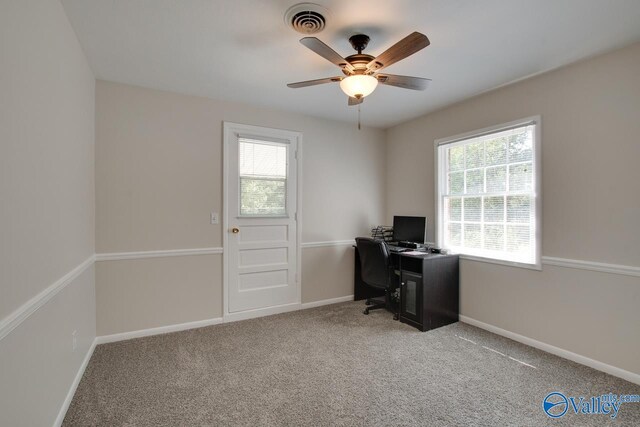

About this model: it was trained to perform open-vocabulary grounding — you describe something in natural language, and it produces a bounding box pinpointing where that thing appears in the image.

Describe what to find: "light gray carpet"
[64,301,640,426]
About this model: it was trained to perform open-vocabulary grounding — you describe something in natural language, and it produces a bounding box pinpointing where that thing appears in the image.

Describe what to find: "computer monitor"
[392,216,426,244]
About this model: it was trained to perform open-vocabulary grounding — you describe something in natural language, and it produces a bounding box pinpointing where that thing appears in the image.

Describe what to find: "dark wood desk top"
[394,251,458,259]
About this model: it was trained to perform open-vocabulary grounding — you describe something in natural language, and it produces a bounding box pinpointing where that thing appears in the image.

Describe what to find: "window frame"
[434,116,542,270]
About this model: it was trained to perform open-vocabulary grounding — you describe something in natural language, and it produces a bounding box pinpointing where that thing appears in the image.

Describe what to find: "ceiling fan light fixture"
[339,75,378,98]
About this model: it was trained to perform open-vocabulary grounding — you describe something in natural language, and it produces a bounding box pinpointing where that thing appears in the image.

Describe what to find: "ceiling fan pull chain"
[358,104,361,130]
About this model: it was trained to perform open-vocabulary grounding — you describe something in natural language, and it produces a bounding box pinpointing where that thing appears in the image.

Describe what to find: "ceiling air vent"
[284,3,330,35]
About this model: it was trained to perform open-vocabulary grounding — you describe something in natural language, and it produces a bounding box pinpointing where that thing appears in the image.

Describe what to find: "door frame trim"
[222,122,303,319]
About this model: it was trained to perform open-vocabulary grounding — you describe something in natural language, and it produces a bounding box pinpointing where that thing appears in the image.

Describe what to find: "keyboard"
[387,245,409,253]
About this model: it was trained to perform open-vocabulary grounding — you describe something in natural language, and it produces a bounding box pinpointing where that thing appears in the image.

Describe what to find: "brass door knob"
[231,227,240,234]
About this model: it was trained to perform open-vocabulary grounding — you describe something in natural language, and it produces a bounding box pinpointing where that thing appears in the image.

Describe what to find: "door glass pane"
[239,139,287,216]
[240,178,286,216]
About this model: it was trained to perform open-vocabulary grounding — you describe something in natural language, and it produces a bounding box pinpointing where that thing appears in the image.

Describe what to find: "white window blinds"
[436,119,540,266]
[239,138,288,216]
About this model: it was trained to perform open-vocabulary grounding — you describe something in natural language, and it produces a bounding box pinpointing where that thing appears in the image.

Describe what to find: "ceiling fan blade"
[348,96,363,106]
[287,76,343,88]
[366,32,430,73]
[300,37,355,74]
[376,74,431,90]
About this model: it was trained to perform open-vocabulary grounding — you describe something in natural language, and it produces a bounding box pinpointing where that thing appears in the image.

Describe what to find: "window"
[239,138,288,216]
[435,117,541,268]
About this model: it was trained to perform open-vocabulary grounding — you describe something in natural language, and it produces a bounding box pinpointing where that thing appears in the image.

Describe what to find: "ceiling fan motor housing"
[343,53,375,75]
[349,34,370,53]
[344,34,376,75]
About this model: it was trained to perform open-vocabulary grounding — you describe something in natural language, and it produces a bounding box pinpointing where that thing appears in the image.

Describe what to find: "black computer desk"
[354,246,459,332]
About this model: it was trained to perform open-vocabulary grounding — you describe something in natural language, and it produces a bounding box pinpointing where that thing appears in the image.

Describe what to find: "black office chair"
[355,237,398,318]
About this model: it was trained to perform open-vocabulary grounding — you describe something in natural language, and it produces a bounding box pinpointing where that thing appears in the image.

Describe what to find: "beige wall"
[96,256,221,336]
[0,267,95,427]
[1,1,95,318]
[95,81,386,335]
[302,245,355,304]
[0,1,95,425]
[386,42,640,374]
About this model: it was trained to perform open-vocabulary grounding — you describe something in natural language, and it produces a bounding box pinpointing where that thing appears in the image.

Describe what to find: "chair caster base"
[393,313,399,320]
[363,308,370,315]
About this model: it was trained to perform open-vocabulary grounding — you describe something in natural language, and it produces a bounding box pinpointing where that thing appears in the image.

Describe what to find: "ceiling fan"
[287,32,431,106]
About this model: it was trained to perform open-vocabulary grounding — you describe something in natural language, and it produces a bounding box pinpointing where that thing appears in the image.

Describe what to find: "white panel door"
[224,123,300,314]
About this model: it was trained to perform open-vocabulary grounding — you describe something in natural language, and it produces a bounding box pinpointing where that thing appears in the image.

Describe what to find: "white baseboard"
[54,338,97,427]
[95,317,224,345]
[95,296,355,345]
[301,295,353,309]
[225,295,355,322]
[460,315,640,385]
[224,302,302,323]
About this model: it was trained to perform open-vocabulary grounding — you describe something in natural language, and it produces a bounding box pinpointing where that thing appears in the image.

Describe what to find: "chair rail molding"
[5,248,636,343]
[0,255,95,341]
[301,240,639,278]
[301,240,355,248]
[459,254,639,277]
[95,247,224,262]
[541,256,640,278]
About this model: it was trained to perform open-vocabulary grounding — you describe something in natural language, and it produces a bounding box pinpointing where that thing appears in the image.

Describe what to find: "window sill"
[457,254,542,271]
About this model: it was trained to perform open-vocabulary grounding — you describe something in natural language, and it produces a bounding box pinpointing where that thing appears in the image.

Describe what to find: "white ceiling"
[61,0,640,128]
